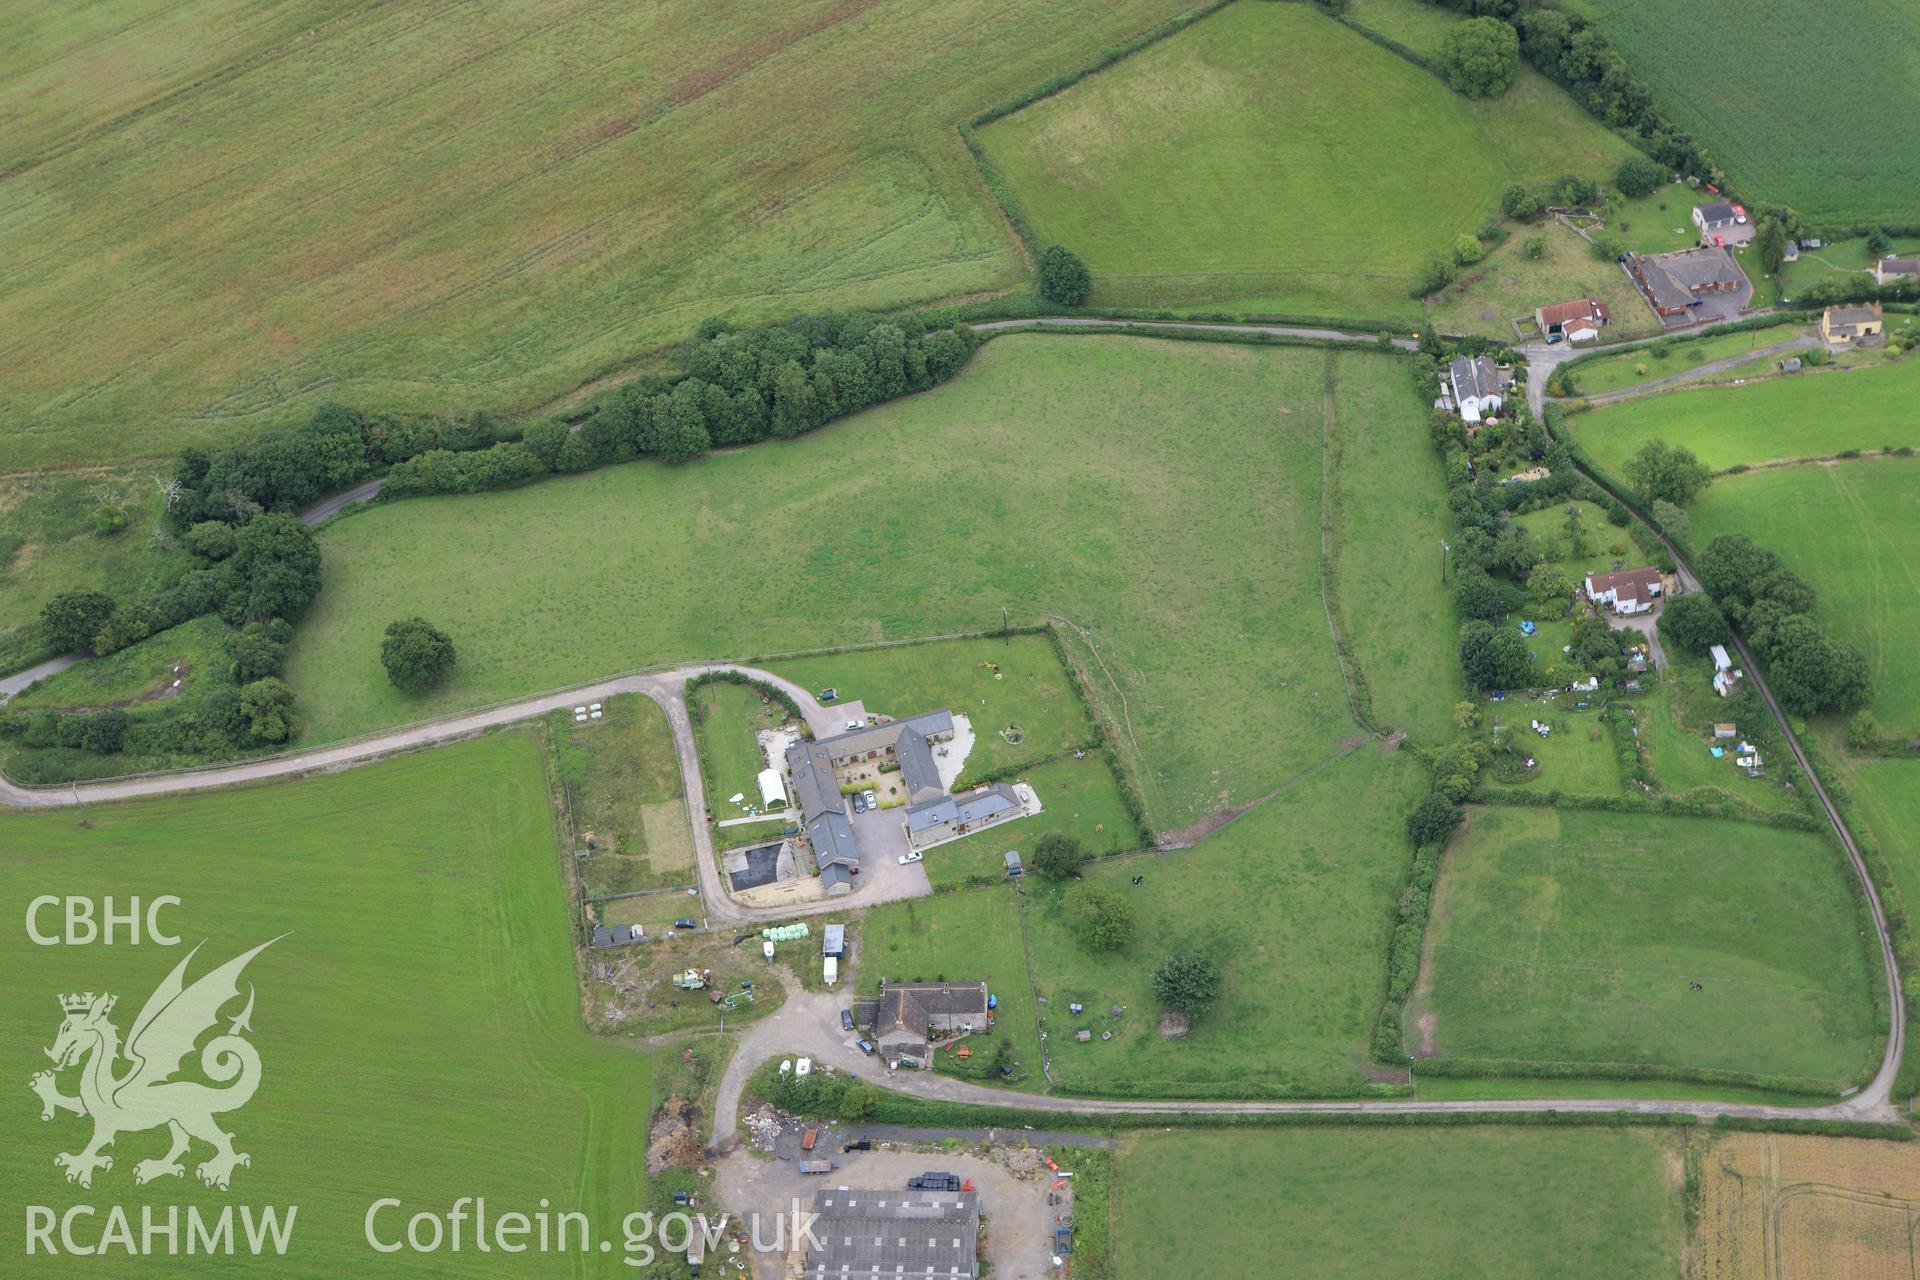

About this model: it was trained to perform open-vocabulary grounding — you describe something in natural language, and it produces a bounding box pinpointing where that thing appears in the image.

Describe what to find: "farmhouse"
[905,783,1026,850]
[1873,257,1919,285]
[1822,303,1884,343]
[802,1187,980,1280]
[1535,298,1612,343]
[1446,355,1509,423]
[1626,248,1745,318]
[864,980,991,1067]
[1584,567,1663,615]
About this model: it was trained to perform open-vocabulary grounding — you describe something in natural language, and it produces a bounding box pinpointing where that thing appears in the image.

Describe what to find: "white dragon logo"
[28,938,281,1191]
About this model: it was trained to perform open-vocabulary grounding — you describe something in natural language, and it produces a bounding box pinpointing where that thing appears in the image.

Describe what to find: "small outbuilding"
[756,766,788,811]
[1004,850,1023,877]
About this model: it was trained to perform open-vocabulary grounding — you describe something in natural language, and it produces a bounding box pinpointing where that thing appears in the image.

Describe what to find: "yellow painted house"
[1821,302,1883,343]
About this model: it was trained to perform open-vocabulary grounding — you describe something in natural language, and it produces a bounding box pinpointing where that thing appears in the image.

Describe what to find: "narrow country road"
[297,477,385,525]
[1558,334,1819,408]
[0,653,86,703]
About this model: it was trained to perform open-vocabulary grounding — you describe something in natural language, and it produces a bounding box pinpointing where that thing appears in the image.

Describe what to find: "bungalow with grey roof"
[1446,355,1508,423]
[871,979,990,1067]
[1874,257,1919,285]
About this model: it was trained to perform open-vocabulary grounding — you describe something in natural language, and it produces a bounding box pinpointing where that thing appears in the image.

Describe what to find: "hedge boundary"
[1412,1055,1848,1101]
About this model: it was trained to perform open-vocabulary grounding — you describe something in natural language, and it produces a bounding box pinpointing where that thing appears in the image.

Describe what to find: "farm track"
[0,320,1901,1127]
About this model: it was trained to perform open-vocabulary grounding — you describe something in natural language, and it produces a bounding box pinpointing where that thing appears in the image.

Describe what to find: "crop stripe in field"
[1313,349,1381,740]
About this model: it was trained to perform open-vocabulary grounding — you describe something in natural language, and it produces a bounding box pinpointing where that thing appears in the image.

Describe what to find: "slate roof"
[818,710,954,763]
[1877,257,1919,277]
[897,725,945,800]
[904,784,1021,835]
[1825,303,1883,334]
[875,981,990,1042]
[1659,247,1744,293]
[1448,355,1500,401]
[1695,201,1737,224]
[787,739,840,822]
[808,811,860,870]
[803,1189,979,1280]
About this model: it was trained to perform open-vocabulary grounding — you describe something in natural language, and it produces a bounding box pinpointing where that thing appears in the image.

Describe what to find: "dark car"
[674,918,697,929]
[840,1008,854,1031]
[851,793,867,813]
[858,1039,875,1055]
[819,687,839,702]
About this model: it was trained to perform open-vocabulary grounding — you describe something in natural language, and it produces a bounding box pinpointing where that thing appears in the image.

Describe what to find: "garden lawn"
[1641,680,1802,815]
[1571,356,1920,476]
[770,634,1096,782]
[1020,746,1429,1098]
[1327,350,1460,742]
[1602,184,1716,257]
[1564,321,1809,397]
[0,0,1198,469]
[291,336,1374,827]
[690,679,793,830]
[554,692,694,895]
[857,886,1045,1087]
[0,733,652,1277]
[1423,216,1660,342]
[1112,1127,1683,1280]
[1689,459,1920,730]
[1485,700,1622,797]
[976,1,1633,319]
[1412,806,1880,1090]
[924,752,1143,890]
[1570,0,1920,224]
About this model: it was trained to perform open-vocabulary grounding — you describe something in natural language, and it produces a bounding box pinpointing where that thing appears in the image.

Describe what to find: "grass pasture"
[975,0,1634,318]
[1689,459,1920,729]
[0,734,651,1277]
[1570,356,1920,476]
[1423,214,1661,342]
[1484,700,1622,797]
[1113,1127,1684,1280]
[1570,0,1920,224]
[0,0,1203,470]
[290,335,1400,826]
[552,692,694,895]
[770,633,1096,781]
[1412,806,1880,1090]
[1019,746,1429,1098]
[924,751,1142,889]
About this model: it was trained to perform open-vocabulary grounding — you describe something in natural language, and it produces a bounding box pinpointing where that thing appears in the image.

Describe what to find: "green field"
[0,0,1206,470]
[1563,322,1809,397]
[1690,460,1920,729]
[857,886,1046,1086]
[1023,746,1428,1098]
[1327,349,1462,741]
[553,692,694,895]
[925,751,1142,889]
[0,468,190,669]
[1412,805,1879,1089]
[1485,701,1623,797]
[1571,357,1920,476]
[975,1,1633,318]
[1641,680,1803,815]
[288,336,1419,826]
[1572,0,1920,223]
[771,634,1096,782]
[0,734,651,1276]
[1423,214,1661,342]
[8,615,233,711]
[1112,1127,1683,1279]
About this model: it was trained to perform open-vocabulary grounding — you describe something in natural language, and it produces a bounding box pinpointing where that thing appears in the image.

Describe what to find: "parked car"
[840,1008,854,1031]
[851,793,867,813]
[674,918,697,929]
[819,687,838,702]
[898,852,922,865]
[857,1039,875,1055]
[845,719,863,731]
[863,789,877,808]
